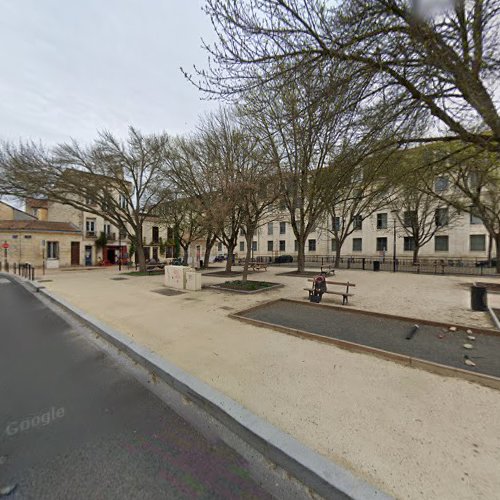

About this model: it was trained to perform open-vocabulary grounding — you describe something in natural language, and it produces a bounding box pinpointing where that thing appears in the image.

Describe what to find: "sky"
[0,0,217,145]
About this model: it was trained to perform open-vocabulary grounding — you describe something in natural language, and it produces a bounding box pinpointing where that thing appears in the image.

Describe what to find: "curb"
[8,275,392,500]
[488,306,500,330]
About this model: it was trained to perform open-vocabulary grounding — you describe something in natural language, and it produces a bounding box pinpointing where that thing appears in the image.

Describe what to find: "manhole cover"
[151,288,185,296]
[111,277,129,281]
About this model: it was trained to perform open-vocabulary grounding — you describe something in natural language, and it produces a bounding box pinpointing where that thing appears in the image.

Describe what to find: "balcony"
[86,231,97,238]
[106,232,117,241]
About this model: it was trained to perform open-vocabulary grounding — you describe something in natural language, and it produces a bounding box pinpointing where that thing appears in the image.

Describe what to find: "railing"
[249,254,498,276]
[86,231,97,238]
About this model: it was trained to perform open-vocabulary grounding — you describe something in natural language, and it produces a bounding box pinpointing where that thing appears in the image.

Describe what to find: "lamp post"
[118,229,122,271]
[391,210,398,273]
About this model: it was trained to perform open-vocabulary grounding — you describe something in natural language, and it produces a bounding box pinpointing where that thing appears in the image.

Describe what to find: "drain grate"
[151,288,185,296]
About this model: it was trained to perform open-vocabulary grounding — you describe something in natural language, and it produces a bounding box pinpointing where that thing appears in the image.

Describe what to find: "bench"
[146,263,165,275]
[320,265,335,276]
[250,262,268,272]
[304,279,355,305]
[239,260,268,271]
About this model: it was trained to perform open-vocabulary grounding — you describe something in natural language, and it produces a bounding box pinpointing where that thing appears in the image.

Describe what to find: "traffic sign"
[2,242,9,249]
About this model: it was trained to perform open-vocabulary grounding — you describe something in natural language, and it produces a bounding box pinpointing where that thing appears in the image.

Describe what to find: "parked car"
[274,255,293,264]
[213,255,226,263]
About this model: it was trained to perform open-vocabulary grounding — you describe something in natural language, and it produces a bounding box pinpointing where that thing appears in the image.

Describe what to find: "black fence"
[250,254,498,276]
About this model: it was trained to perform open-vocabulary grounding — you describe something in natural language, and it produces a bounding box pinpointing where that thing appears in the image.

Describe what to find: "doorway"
[84,246,93,266]
[71,242,80,266]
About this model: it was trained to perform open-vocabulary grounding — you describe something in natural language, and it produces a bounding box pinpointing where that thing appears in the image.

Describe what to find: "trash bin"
[373,260,380,272]
[471,285,487,311]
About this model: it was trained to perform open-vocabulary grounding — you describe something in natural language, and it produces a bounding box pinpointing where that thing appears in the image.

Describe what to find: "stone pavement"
[38,266,500,499]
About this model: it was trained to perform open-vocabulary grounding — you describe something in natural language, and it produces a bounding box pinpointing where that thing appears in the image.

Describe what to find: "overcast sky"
[0,0,217,145]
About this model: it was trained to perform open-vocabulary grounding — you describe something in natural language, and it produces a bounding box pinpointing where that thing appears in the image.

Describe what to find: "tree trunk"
[203,233,217,269]
[183,245,189,266]
[225,244,236,272]
[135,227,146,273]
[412,246,420,264]
[334,245,342,268]
[495,233,500,274]
[297,238,306,273]
[487,232,493,266]
[136,242,146,272]
[242,228,255,283]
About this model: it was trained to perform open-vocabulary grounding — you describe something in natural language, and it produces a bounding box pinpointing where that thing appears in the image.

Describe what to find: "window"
[217,242,223,252]
[240,241,245,252]
[435,207,449,227]
[251,241,257,251]
[308,239,316,252]
[435,235,449,252]
[352,238,362,252]
[85,218,96,235]
[376,237,387,251]
[434,176,449,192]
[353,215,362,230]
[279,240,286,252]
[470,235,486,251]
[239,228,246,237]
[24,235,32,239]
[331,239,338,252]
[104,223,112,237]
[404,237,416,251]
[267,223,273,235]
[403,211,417,227]
[119,194,127,209]
[152,226,159,243]
[267,240,273,252]
[376,213,388,230]
[294,240,298,252]
[332,217,341,232]
[279,222,286,234]
[469,206,482,225]
[12,235,18,239]
[47,241,59,259]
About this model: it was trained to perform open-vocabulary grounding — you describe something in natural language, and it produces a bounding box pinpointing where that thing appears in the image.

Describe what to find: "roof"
[25,198,49,209]
[0,220,81,233]
[0,200,38,221]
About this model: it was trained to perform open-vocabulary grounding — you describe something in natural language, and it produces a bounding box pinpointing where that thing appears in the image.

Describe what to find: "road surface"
[0,275,274,499]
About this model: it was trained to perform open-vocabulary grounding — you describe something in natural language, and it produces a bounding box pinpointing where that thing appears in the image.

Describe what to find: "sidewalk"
[41,266,500,499]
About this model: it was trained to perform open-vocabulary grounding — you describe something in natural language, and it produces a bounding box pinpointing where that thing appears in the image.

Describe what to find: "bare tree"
[420,144,500,272]
[191,0,500,152]
[0,127,170,272]
[244,62,389,272]
[167,110,248,273]
[390,150,461,263]
[322,154,396,266]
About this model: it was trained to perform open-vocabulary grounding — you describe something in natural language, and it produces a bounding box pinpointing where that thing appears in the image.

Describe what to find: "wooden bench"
[240,260,268,271]
[304,279,355,305]
[320,265,335,276]
[250,262,268,272]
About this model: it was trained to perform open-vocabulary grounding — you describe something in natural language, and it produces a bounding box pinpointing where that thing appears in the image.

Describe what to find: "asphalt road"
[0,276,273,499]
[241,300,500,378]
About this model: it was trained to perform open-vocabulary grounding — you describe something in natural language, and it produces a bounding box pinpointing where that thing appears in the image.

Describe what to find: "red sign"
[2,243,9,249]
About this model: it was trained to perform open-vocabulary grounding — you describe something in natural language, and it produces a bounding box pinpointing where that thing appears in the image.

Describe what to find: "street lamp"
[391,210,398,273]
[118,229,122,271]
